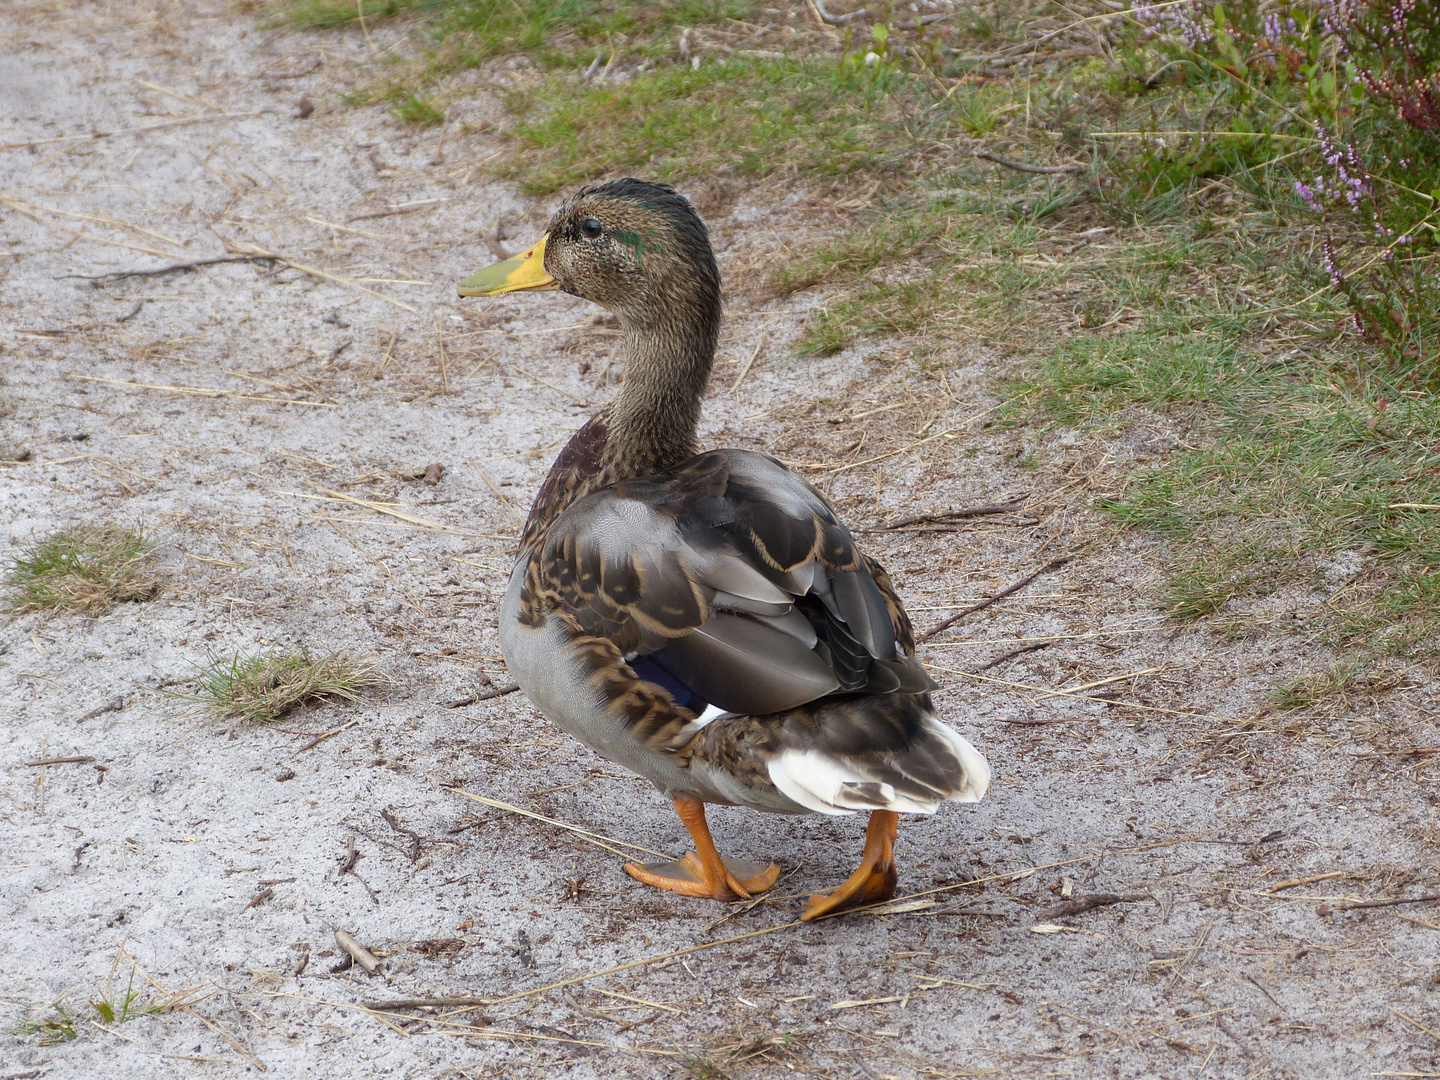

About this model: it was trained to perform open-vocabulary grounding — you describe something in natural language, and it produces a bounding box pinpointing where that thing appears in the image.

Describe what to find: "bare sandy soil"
[4,3,1440,1078]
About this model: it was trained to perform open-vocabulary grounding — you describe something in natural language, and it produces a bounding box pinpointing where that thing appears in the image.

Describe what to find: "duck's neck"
[604,303,720,478]
[517,296,720,551]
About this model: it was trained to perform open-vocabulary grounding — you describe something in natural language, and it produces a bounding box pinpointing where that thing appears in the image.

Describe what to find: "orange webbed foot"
[625,854,780,902]
[625,796,781,903]
[800,810,900,922]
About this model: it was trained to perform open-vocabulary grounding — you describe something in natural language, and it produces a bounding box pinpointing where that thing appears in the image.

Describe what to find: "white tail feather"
[766,717,991,815]
[921,717,991,803]
[767,750,862,816]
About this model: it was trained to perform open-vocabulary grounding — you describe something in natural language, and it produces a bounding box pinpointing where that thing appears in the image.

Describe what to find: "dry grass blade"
[3,525,158,614]
[67,373,337,408]
[931,664,1245,724]
[189,649,379,723]
[227,241,418,312]
[287,483,475,534]
[448,789,671,859]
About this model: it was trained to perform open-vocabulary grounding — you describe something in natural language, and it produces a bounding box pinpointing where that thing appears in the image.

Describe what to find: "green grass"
[501,57,914,194]
[1009,326,1440,658]
[14,968,164,1045]
[13,1001,80,1045]
[281,0,754,108]
[286,0,750,61]
[193,649,380,722]
[388,89,445,125]
[2,526,158,614]
[287,0,1440,674]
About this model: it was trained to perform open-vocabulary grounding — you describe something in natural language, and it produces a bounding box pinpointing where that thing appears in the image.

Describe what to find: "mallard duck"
[458,178,989,919]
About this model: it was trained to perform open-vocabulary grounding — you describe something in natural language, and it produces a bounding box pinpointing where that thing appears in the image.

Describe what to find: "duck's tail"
[763,699,991,816]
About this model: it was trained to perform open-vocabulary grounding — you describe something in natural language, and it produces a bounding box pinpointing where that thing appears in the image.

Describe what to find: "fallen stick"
[974,149,1083,175]
[297,717,359,752]
[996,715,1098,726]
[917,556,1072,643]
[1264,870,1344,893]
[360,995,489,1010]
[1338,893,1440,912]
[441,683,520,708]
[1035,893,1146,920]
[977,640,1053,671]
[335,930,383,974]
[25,755,95,766]
[244,887,274,911]
[881,499,1028,530]
[62,254,279,285]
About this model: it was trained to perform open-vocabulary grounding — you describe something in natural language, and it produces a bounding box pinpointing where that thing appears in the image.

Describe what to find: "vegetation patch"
[13,963,176,1046]
[1012,324,1440,657]
[290,0,1440,674]
[193,649,380,723]
[501,57,914,194]
[3,526,159,614]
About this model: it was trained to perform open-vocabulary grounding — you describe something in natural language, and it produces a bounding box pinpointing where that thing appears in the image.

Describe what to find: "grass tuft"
[14,966,166,1046]
[720,1029,805,1064]
[13,1001,80,1045]
[389,89,445,125]
[2,526,158,615]
[193,649,380,723]
[1014,327,1440,658]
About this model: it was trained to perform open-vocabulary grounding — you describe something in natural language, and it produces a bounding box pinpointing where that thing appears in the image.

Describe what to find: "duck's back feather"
[521,450,931,715]
[508,447,989,812]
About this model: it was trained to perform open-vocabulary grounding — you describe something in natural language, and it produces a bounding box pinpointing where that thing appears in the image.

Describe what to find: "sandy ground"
[4,3,1440,1078]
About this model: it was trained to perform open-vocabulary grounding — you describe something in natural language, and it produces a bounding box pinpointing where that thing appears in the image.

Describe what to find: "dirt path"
[3,3,1439,1078]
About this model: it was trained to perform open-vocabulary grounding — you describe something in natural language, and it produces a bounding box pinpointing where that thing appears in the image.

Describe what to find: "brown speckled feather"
[514,443,935,761]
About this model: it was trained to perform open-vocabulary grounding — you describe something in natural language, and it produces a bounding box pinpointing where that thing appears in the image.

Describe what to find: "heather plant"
[1330,0,1440,132]
[1131,0,1440,365]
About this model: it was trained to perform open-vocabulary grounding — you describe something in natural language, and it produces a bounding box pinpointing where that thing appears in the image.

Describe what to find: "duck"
[457,178,990,920]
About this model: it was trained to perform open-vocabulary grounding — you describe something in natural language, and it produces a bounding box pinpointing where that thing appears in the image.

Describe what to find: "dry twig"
[441,683,520,708]
[335,930,383,975]
[974,149,1083,174]
[917,556,1072,643]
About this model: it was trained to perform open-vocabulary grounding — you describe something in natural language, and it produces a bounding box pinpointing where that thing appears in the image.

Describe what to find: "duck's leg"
[624,796,781,902]
[801,810,900,921]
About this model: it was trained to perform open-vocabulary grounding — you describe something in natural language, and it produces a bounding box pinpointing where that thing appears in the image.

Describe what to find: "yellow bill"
[457,234,558,296]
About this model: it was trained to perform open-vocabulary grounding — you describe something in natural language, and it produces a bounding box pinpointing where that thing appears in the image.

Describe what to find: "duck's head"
[459,178,721,334]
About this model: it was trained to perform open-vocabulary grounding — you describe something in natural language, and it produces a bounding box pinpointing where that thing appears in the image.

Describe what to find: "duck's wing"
[520,449,934,731]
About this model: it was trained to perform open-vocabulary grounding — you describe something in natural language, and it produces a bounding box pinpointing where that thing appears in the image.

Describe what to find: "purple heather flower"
[1324,241,1344,285]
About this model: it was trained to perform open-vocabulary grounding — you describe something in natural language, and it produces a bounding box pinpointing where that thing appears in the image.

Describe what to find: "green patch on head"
[3,526,158,615]
[610,228,649,261]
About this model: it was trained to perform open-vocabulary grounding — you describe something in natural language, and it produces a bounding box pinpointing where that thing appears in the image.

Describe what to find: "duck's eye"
[582,217,603,239]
